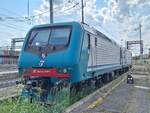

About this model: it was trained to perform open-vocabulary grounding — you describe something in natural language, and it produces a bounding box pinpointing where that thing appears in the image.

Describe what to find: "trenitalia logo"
[39,60,45,66]
[41,53,46,59]
[39,53,46,66]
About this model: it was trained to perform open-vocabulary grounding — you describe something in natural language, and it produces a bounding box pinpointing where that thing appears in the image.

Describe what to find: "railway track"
[0,71,18,81]
[0,70,18,88]
[0,64,17,72]
[0,69,19,100]
[0,79,18,89]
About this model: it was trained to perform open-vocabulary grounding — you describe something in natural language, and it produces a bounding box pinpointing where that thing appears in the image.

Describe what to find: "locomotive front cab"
[25,26,71,56]
[18,22,84,103]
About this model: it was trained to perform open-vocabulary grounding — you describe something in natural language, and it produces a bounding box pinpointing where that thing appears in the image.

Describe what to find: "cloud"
[33,0,150,55]
[33,0,102,24]
[101,1,149,42]
[140,15,150,32]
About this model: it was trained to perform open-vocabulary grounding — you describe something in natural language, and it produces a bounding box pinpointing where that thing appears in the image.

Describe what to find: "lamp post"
[134,24,143,63]
[81,0,84,23]
[139,24,143,63]
[27,0,29,17]
[49,0,53,24]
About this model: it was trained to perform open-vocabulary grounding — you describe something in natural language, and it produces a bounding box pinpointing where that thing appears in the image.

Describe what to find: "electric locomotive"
[18,22,132,103]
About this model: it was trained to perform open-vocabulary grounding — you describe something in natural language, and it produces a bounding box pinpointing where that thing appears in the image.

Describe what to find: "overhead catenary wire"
[0,0,85,29]
[0,7,23,17]
[0,0,76,25]
[0,13,33,26]
[0,20,28,30]
[0,0,94,47]
[54,0,88,19]
[0,0,82,25]
[0,7,32,24]
[0,18,28,31]
[30,0,80,18]
[56,2,80,14]
[0,0,78,34]
[0,12,32,29]
[0,22,26,32]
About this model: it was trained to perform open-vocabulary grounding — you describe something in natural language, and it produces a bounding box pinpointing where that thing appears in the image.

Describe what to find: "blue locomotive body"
[18,22,131,102]
[19,22,84,83]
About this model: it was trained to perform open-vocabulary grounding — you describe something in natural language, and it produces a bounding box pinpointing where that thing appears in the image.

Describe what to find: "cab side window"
[82,33,90,49]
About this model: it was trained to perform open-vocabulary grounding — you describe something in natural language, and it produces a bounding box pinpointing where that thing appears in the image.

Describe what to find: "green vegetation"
[0,98,69,113]
[0,83,98,113]
[0,88,70,113]
[70,84,97,104]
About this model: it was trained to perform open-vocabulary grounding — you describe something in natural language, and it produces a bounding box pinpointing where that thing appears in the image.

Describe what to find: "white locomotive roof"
[82,23,119,47]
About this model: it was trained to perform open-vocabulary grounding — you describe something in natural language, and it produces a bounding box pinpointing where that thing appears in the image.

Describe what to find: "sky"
[0,0,150,55]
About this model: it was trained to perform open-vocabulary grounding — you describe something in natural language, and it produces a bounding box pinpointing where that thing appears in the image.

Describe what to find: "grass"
[0,88,70,113]
[0,99,48,113]
[0,82,99,113]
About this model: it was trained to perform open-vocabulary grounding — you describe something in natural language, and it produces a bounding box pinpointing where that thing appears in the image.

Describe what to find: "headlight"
[63,68,67,73]
[128,77,132,80]
[58,68,68,73]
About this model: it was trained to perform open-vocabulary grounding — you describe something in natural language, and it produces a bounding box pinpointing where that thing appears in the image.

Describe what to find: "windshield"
[25,26,71,54]
[29,29,50,47]
[49,27,71,45]
[28,27,71,47]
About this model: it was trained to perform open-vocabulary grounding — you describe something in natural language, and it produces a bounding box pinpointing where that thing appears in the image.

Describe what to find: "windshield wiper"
[29,32,39,45]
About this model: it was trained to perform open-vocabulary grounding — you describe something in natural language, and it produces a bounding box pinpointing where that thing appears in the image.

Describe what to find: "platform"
[66,64,150,113]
